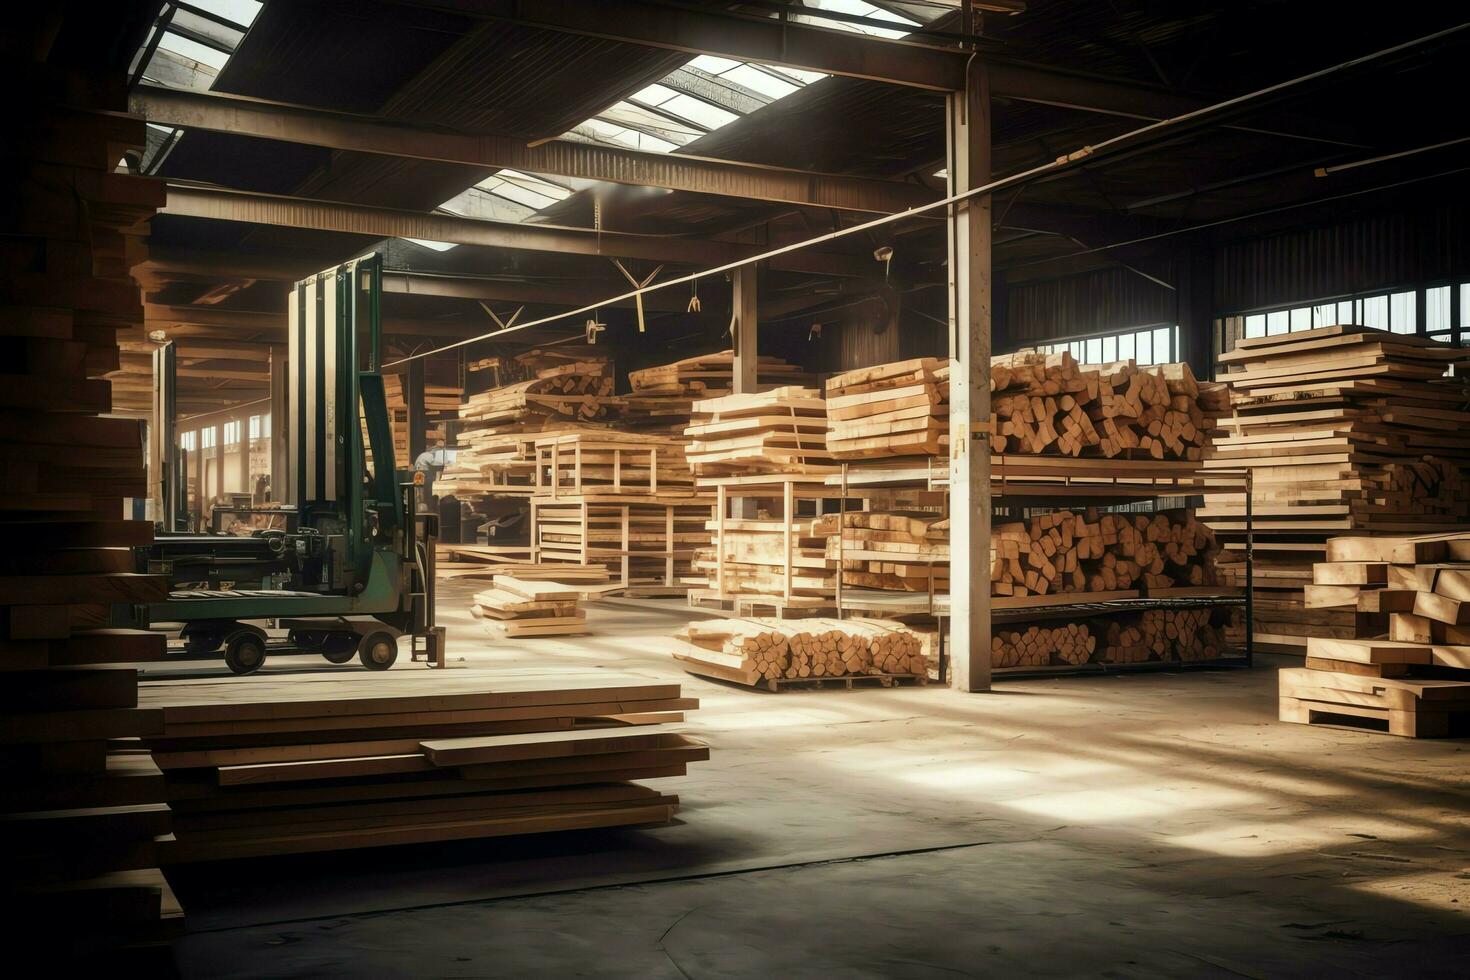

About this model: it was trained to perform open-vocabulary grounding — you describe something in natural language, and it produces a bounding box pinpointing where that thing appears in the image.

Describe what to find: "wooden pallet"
[1278,667,1470,737]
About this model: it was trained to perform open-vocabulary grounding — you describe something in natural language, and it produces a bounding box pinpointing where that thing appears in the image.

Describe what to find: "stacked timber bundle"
[137,671,706,861]
[383,373,462,468]
[439,355,616,502]
[1202,325,1470,654]
[622,350,814,435]
[3,82,181,960]
[471,567,614,638]
[825,358,947,459]
[684,386,833,475]
[1097,608,1228,664]
[673,617,926,687]
[990,508,1218,599]
[1285,532,1470,737]
[992,623,1096,667]
[991,352,1207,460]
[821,510,949,592]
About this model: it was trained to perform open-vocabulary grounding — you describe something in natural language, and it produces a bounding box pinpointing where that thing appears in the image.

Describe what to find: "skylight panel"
[405,239,456,252]
[689,55,742,74]
[595,102,702,145]
[661,93,739,130]
[573,119,680,154]
[794,0,919,39]
[632,83,681,107]
[721,64,801,99]
[161,32,231,71]
[191,0,263,26]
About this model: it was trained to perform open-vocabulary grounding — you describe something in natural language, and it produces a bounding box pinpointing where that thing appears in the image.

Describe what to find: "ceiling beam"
[391,0,966,90]
[132,85,934,213]
[142,303,486,340]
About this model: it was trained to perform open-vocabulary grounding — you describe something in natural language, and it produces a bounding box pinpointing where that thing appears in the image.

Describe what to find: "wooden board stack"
[533,495,714,593]
[471,567,614,637]
[991,352,1208,460]
[684,386,833,475]
[3,85,181,960]
[825,358,948,459]
[1202,325,1470,654]
[625,350,813,420]
[438,354,615,501]
[673,617,926,688]
[535,430,699,496]
[383,372,462,469]
[821,510,950,592]
[135,671,706,861]
[1285,532,1470,736]
[695,510,836,609]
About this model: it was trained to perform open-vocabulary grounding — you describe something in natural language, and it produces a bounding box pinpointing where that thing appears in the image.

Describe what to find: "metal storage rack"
[827,458,1255,680]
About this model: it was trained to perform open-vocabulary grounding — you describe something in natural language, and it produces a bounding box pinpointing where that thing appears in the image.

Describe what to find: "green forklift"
[139,253,445,674]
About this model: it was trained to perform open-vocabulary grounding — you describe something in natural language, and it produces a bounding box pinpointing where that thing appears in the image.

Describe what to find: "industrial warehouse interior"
[5,1,1470,975]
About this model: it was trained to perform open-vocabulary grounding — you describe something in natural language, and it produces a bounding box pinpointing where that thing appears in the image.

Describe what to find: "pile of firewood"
[673,617,925,685]
[991,508,1217,598]
[992,623,1096,667]
[1100,608,1226,663]
[991,352,1208,460]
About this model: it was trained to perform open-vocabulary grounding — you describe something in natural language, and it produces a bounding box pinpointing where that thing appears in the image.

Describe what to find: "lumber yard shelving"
[826,459,1255,680]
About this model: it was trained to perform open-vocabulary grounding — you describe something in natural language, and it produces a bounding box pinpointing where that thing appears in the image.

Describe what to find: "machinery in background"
[140,253,445,673]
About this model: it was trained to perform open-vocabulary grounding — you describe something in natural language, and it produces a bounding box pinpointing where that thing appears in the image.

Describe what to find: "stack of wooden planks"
[137,671,706,861]
[471,567,615,637]
[695,507,836,609]
[383,373,462,468]
[673,617,926,688]
[992,352,1208,460]
[825,358,948,459]
[622,351,813,434]
[821,510,949,593]
[684,386,833,475]
[439,354,615,502]
[533,496,714,593]
[535,430,699,496]
[3,86,182,960]
[1285,532,1470,736]
[1203,325,1470,654]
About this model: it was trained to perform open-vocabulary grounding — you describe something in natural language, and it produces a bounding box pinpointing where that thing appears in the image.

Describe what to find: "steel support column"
[946,58,992,693]
[1176,245,1215,381]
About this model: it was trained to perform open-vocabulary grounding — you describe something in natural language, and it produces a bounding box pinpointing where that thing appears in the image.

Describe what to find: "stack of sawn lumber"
[694,509,836,606]
[674,618,926,686]
[684,386,832,475]
[821,510,949,593]
[535,429,699,495]
[471,566,614,637]
[383,372,462,468]
[1287,532,1470,736]
[825,357,948,459]
[138,670,706,861]
[1202,325,1470,654]
[438,354,615,503]
[2,87,182,960]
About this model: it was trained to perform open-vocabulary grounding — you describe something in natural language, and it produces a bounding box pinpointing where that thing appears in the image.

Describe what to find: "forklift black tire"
[358,631,398,671]
[185,633,224,655]
[321,648,356,664]
[224,632,267,675]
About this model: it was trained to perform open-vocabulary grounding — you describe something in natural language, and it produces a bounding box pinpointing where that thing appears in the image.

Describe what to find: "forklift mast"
[285,252,401,591]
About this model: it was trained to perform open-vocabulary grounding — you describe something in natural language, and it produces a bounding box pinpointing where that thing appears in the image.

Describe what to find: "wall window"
[180,430,196,452]
[222,420,241,446]
[1030,324,1179,366]
[201,426,216,450]
[1216,281,1467,363]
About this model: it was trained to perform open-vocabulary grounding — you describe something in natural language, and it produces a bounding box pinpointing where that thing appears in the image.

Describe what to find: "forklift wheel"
[321,648,356,664]
[358,631,398,671]
[185,633,223,655]
[224,631,267,675]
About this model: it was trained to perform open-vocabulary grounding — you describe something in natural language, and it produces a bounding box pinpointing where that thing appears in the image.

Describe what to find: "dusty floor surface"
[156,581,1470,977]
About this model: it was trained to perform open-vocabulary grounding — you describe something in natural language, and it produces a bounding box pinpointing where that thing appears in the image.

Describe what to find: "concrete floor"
[163,580,1470,977]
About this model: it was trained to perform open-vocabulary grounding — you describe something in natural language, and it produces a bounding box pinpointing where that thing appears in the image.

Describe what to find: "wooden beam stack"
[821,510,950,592]
[624,350,814,432]
[137,671,706,861]
[470,566,615,638]
[1203,325,1470,654]
[3,83,181,959]
[535,430,698,495]
[673,617,926,687]
[1284,532,1470,736]
[695,501,837,609]
[684,386,833,475]
[383,372,463,468]
[825,357,948,459]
